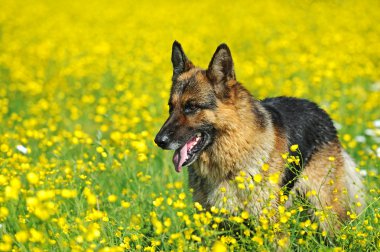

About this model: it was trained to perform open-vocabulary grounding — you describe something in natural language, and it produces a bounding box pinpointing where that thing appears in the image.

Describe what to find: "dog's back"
[261,96,339,190]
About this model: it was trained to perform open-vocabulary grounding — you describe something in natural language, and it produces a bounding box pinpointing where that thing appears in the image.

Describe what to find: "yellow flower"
[0,175,6,186]
[343,134,351,142]
[107,194,117,203]
[252,235,263,245]
[238,183,245,189]
[290,144,299,152]
[85,223,101,241]
[278,205,286,214]
[262,163,269,171]
[29,228,45,243]
[5,184,19,200]
[269,172,280,184]
[0,207,9,220]
[137,153,148,162]
[96,146,104,153]
[241,211,249,219]
[178,192,186,200]
[253,174,262,183]
[191,235,201,242]
[37,190,55,201]
[211,241,227,252]
[194,202,203,211]
[153,197,164,207]
[311,223,318,230]
[230,216,244,223]
[96,105,107,115]
[306,190,317,197]
[121,201,131,208]
[110,131,122,143]
[164,218,171,227]
[235,176,245,183]
[152,218,163,235]
[174,181,183,189]
[0,143,9,153]
[278,237,289,248]
[333,248,344,252]
[207,206,216,214]
[61,189,77,198]
[328,156,335,161]
[27,172,39,185]
[15,230,29,243]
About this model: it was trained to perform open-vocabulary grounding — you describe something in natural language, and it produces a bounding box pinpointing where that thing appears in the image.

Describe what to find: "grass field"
[0,0,380,251]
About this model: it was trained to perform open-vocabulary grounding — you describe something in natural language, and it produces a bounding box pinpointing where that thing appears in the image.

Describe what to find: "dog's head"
[155,41,237,172]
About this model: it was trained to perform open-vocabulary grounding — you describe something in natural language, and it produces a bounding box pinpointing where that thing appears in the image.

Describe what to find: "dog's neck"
[193,84,275,181]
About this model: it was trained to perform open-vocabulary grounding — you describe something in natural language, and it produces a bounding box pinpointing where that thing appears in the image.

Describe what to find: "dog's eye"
[184,103,198,115]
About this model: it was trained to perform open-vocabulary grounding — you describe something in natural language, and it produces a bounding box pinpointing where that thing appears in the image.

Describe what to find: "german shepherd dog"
[155,41,365,234]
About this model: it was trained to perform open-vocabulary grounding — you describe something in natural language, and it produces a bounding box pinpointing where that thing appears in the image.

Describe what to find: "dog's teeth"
[196,133,201,137]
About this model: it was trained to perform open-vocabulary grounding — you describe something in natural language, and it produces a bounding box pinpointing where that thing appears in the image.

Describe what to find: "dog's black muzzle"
[154,130,172,149]
[154,113,180,150]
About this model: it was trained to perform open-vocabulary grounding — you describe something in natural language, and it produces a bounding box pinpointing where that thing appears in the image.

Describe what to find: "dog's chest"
[188,165,273,216]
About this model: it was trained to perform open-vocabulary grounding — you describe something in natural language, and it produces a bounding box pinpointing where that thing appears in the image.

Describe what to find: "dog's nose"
[154,134,170,149]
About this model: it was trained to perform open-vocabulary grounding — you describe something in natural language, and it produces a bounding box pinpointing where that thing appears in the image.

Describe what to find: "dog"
[155,41,365,234]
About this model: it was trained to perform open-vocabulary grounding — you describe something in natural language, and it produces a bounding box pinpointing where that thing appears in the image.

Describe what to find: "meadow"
[0,0,380,251]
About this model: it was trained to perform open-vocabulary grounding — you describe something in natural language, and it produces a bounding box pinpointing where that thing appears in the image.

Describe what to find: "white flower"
[374,120,380,128]
[333,121,342,130]
[16,145,28,154]
[370,81,380,91]
[355,135,366,143]
[359,170,367,177]
[364,129,375,136]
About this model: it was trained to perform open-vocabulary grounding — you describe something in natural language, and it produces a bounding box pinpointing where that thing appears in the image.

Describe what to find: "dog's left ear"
[172,41,194,81]
[206,44,236,88]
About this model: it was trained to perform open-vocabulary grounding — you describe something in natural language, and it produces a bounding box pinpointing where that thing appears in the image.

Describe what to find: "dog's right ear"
[206,43,236,99]
[171,41,194,80]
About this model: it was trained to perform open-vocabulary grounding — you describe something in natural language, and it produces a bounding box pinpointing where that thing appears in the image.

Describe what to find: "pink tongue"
[173,144,188,172]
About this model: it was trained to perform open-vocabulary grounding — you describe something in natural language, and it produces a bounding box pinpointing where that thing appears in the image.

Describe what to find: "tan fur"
[267,127,288,177]
[342,150,365,213]
[193,84,275,181]
[287,142,345,234]
[177,68,201,82]
[189,84,283,216]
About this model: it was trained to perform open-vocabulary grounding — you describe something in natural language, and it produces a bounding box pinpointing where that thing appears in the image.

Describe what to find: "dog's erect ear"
[171,41,194,80]
[206,44,236,86]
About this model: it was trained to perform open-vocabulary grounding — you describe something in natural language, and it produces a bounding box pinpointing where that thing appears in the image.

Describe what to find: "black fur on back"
[260,96,339,191]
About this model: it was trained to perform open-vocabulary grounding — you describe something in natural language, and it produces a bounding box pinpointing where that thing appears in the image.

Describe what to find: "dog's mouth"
[172,132,208,172]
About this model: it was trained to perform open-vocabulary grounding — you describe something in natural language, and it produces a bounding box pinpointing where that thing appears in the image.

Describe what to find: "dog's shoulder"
[260,96,339,188]
[260,96,338,153]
